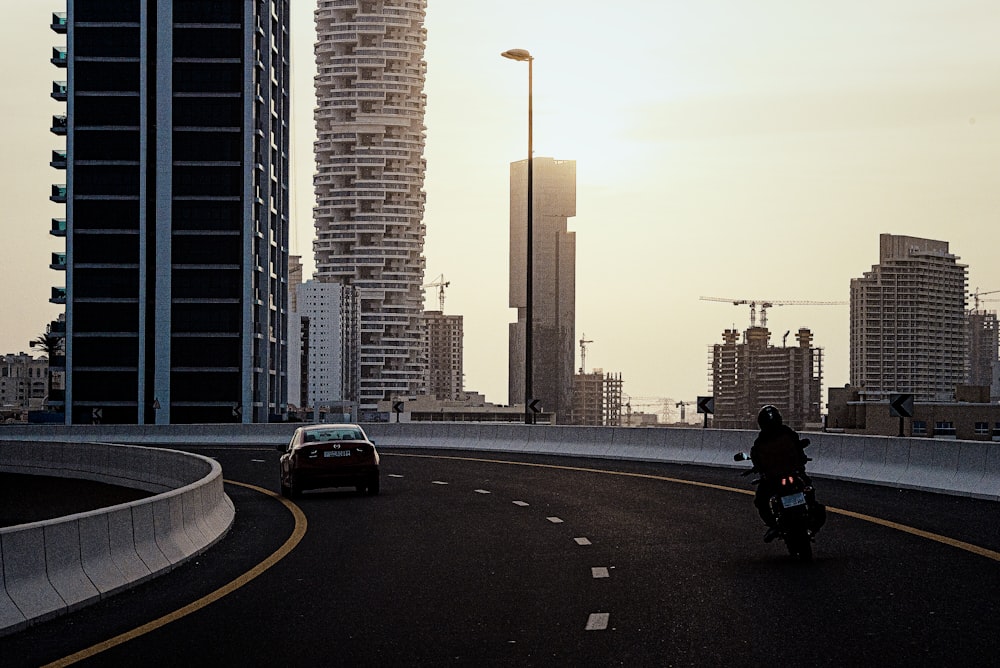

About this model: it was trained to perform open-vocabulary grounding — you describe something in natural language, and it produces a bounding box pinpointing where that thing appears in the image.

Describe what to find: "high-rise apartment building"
[967,310,999,400]
[295,281,360,413]
[313,0,428,415]
[50,1,290,424]
[424,311,463,400]
[287,255,304,408]
[850,234,968,402]
[509,158,577,421]
[710,327,823,430]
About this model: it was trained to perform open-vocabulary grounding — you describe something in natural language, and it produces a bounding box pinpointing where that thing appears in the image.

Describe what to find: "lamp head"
[501,48,533,62]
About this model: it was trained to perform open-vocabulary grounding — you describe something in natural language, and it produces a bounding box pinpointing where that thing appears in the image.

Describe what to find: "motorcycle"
[734,441,822,561]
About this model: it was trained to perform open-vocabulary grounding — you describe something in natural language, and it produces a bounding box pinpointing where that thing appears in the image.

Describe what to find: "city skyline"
[4,2,1000,415]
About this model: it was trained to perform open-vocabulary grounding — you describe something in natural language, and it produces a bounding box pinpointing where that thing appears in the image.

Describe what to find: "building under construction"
[569,369,623,426]
[710,326,823,430]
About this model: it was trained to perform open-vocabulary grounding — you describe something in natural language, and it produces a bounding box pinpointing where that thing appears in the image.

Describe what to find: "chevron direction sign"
[889,393,914,418]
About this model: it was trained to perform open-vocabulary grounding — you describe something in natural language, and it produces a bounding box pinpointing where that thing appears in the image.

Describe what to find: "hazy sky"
[4,2,1000,420]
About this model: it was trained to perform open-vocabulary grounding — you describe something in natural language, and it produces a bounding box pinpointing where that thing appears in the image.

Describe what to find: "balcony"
[51,46,67,68]
[51,12,67,33]
[50,287,66,304]
[50,252,67,271]
[50,184,66,203]
[51,81,67,101]
[50,150,67,169]
[51,218,66,237]
[51,114,67,135]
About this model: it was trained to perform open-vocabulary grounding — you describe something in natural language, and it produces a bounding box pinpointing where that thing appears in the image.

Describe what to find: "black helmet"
[757,405,782,430]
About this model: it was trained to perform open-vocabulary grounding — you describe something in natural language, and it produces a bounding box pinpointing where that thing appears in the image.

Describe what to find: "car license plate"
[780,492,806,508]
[324,450,351,458]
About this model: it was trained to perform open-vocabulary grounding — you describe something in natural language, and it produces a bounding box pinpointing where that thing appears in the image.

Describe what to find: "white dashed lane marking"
[512,501,529,506]
[591,567,610,579]
[431,481,449,485]
[474,489,491,494]
[547,517,564,524]
[586,613,610,631]
[388,474,404,478]
[574,537,592,545]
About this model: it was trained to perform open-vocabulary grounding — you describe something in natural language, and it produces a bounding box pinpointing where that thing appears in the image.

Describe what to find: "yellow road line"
[44,481,306,668]
[389,452,1000,563]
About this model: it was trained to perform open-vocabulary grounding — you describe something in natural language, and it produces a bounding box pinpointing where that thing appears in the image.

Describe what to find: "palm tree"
[30,328,64,409]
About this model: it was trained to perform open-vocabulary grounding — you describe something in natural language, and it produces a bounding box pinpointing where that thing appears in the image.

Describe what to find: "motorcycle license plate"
[780,492,806,509]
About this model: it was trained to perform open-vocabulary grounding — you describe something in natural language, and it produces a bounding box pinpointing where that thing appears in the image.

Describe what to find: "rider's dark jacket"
[750,424,810,526]
[750,424,808,479]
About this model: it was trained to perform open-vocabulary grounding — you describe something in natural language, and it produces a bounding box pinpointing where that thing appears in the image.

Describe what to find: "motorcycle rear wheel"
[785,533,813,562]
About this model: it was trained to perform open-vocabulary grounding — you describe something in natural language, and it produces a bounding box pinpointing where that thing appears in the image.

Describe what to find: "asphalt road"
[2,446,999,667]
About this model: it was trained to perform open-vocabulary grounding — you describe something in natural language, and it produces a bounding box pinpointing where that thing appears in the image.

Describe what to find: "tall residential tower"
[313,0,428,415]
[850,234,968,402]
[425,310,463,400]
[51,1,290,424]
[509,157,577,420]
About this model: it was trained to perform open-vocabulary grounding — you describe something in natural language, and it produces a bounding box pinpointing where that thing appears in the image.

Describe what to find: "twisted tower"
[313,0,428,413]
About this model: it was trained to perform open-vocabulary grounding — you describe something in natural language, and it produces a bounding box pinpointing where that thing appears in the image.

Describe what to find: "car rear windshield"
[303,429,364,443]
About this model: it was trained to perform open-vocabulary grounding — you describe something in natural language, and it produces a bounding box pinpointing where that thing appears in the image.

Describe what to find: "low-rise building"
[827,383,1000,440]
[376,393,554,424]
[0,353,49,418]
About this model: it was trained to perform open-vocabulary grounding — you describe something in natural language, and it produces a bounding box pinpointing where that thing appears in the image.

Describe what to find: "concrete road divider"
[0,441,234,637]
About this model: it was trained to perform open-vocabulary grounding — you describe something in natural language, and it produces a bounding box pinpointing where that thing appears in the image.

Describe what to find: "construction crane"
[579,333,593,374]
[422,274,450,312]
[969,287,1000,312]
[675,400,688,422]
[699,296,847,328]
[624,395,673,423]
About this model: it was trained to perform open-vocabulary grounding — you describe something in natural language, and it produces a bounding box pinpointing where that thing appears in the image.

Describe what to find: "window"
[974,422,990,435]
[912,420,927,436]
[934,421,956,437]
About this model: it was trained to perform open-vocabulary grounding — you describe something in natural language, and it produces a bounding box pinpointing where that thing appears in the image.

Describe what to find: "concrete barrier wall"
[2,423,997,502]
[0,441,235,636]
[362,423,999,502]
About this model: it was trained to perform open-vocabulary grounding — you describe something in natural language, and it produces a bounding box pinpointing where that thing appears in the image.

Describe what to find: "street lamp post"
[501,47,534,425]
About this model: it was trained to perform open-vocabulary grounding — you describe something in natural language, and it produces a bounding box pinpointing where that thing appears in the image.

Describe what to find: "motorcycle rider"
[750,405,823,542]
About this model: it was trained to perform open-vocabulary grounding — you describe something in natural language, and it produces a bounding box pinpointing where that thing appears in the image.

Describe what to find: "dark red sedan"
[277,423,380,497]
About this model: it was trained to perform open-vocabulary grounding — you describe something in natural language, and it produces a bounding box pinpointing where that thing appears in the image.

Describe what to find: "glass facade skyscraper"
[52,0,290,424]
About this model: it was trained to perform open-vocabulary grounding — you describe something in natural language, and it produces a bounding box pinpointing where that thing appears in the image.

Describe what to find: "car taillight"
[293,448,319,459]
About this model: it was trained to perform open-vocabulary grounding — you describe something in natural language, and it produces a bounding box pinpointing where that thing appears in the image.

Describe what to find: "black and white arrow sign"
[889,393,914,418]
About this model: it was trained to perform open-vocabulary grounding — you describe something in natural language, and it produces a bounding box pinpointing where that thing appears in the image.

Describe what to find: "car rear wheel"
[280,478,291,498]
[367,475,380,496]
